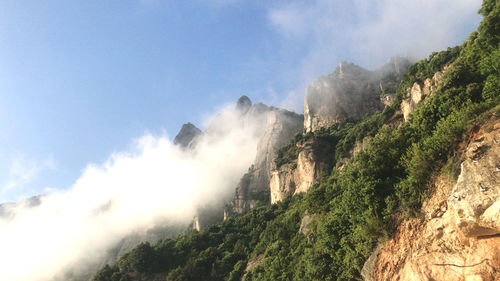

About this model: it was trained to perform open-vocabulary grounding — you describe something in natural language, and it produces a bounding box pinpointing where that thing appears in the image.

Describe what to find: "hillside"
[92,0,499,280]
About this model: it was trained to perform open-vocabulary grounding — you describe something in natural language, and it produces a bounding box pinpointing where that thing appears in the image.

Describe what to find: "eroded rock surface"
[173,122,202,148]
[270,138,334,203]
[304,58,410,132]
[365,117,500,281]
[229,108,303,214]
[401,67,447,121]
[449,124,500,237]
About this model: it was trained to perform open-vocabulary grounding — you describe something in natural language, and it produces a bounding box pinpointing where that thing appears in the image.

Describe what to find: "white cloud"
[268,0,482,74]
[1,155,56,201]
[0,104,261,281]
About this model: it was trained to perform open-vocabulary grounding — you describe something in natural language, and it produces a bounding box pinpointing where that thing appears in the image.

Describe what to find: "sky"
[0,0,483,203]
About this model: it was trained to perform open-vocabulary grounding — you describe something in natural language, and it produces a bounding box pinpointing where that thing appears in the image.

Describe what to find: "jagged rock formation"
[269,59,410,204]
[304,57,410,132]
[227,108,303,214]
[174,96,303,221]
[449,123,500,237]
[173,122,202,148]
[363,117,500,281]
[401,66,447,121]
[236,95,252,113]
[269,138,334,203]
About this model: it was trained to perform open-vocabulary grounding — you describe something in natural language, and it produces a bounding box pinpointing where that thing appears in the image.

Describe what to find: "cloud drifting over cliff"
[0,105,260,281]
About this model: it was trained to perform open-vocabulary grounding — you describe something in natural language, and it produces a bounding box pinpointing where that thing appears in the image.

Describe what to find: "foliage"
[93,1,500,280]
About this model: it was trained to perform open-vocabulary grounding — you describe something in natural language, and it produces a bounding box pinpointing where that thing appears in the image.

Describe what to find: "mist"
[0,105,262,281]
[265,0,482,111]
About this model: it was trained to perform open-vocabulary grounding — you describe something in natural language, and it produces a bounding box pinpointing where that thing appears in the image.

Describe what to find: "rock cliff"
[227,108,303,214]
[269,137,334,203]
[401,66,447,121]
[304,57,410,132]
[363,115,500,281]
[173,96,304,221]
[173,122,202,148]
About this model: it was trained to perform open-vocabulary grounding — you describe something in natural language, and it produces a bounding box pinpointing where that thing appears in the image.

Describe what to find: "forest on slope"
[92,0,500,280]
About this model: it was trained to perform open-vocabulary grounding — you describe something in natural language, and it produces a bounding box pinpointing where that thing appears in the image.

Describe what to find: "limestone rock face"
[229,108,303,214]
[175,95,303,218]
[365,117,500,281]
[448,125,500,237]
[270,138,334,203]
[173,122,202,148]
[304,58,410,132]
[401,67,447,121]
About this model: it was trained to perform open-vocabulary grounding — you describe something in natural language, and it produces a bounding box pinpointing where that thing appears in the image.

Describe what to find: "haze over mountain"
[0,1,492,281]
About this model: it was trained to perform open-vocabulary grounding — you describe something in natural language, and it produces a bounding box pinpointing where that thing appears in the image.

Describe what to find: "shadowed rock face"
[236,95,252,114]
[304,58,410,132]
[173,123,202,148]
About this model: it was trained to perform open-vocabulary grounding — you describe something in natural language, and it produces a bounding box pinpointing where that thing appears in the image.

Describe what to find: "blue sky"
[0,0,482,202]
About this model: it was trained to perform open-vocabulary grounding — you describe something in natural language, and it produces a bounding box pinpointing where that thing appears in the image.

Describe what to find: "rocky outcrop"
[401,67,447,121]
[236,95,252,114]
[242,254,264,281]
[304,58,410,132]
[173,123,202,148]
[449,123,500,237]
[228,108,303,214]
[173,96,303,219]
[364,116,500,281]
[270,138,334,203]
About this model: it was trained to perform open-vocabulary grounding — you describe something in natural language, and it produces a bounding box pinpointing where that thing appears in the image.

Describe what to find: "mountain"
[92,0,499,280]
[304,57,411,132]
[171,95,304,229]
[173,123,202,148]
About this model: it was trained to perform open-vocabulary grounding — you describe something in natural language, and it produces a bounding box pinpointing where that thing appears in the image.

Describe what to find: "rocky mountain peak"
[236,95,252,114]
[173,122,202,148]
[304,58,411,132]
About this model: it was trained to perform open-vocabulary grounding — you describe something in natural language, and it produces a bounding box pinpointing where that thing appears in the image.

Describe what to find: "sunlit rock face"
[269,138,333,204]
[401,66,447,121]
[364,117,500,281]
[449,123,500,237]
[174,95,303,221]
[228,108,304,214]
[304,58,410,132]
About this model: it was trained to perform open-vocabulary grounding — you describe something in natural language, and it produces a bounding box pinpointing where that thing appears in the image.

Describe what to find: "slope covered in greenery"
[93,1,500,280]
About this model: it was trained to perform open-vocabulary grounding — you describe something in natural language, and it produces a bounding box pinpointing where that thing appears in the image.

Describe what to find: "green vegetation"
[93,1,500,280]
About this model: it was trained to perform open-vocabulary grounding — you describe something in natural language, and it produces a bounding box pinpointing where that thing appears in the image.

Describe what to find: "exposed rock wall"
[173,96,304,219]
[270,138,334,203]
[303,62,379,132]
[401,67,447,121]
[304,58,410,132]
[364,117,500,281]
[173,122,202,148]
[228,109,303,214]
